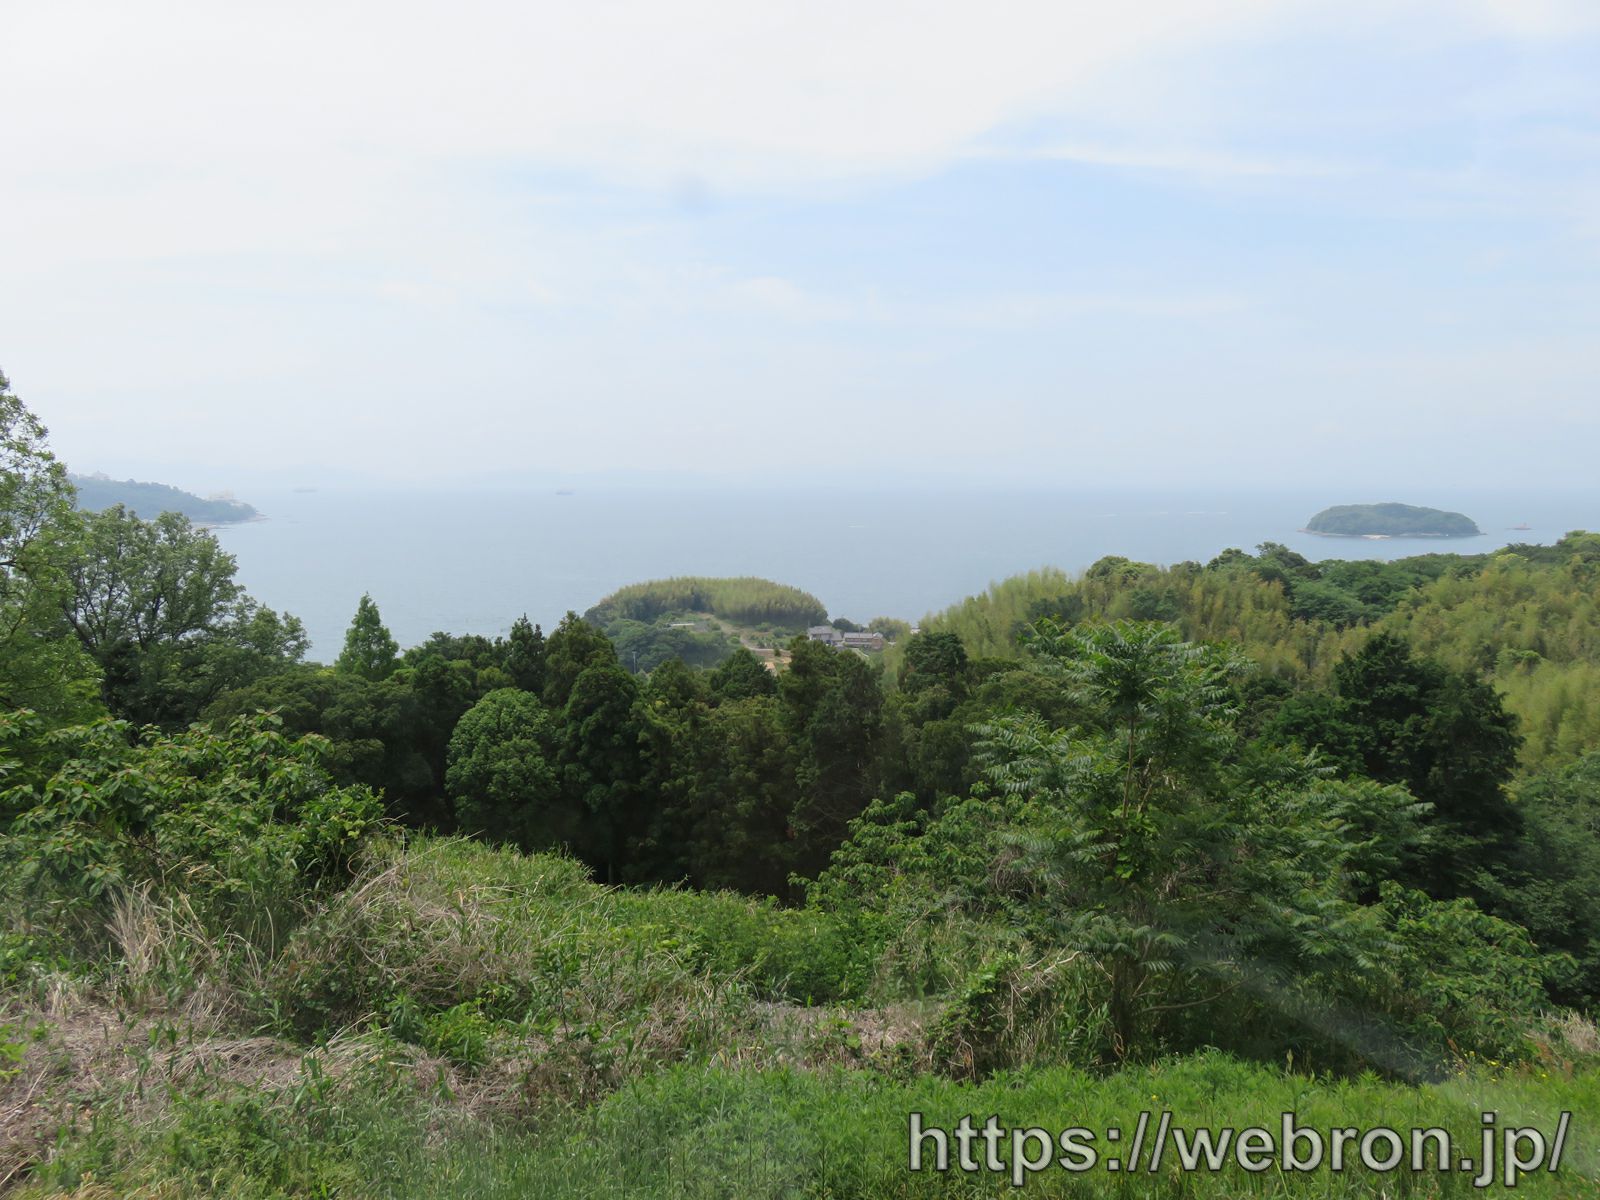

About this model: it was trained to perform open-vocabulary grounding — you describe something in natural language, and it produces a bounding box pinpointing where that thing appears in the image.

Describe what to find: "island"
[70,473,259,525]
[1304,502,1481,539]
[583,575,830,674]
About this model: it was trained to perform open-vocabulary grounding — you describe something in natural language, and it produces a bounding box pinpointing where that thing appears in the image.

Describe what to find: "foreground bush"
[0,712,381,967]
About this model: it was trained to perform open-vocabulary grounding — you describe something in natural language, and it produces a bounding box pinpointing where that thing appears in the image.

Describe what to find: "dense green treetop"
[541,611,618,707]
[503,615,546,693]
[707,646,777,702]
[64,504,307,725]
[336,594,399,681]
[0,372,101,720]
[585,576,828,630]
[1306,503,1481,538]
[66,506,243,655]
[447,688,564,849]
[916,535,1600,773]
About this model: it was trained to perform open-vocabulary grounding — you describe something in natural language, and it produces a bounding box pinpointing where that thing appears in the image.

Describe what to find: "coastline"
[196,512,268,532]
[1299,528,1483,540]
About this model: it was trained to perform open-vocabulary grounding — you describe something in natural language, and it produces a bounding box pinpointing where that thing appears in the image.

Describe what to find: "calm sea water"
[211,488,1600,662]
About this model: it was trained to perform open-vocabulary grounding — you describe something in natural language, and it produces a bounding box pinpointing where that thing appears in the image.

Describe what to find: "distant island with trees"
[70,473,259,525]
[585,575,828,629]
[1304,502,1481,539]
[582,575,907,674]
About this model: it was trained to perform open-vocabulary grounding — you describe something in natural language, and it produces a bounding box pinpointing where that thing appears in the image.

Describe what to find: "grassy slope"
[9,837,1599,1197]
[22,1054,1599,1197]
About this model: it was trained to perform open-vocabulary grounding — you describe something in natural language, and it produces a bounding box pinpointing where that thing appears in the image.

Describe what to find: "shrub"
[0,713,381,960]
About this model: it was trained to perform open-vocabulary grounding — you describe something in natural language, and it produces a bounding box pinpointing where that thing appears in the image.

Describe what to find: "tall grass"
[21,1053,1599,1198]
[10,838,1599,1197]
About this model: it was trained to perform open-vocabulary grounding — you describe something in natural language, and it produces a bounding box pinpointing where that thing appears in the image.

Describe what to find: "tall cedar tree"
[336,593,399,681]
[504,615,547,693]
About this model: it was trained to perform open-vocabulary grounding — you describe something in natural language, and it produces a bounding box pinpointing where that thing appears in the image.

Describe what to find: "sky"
[3,0,1599,493]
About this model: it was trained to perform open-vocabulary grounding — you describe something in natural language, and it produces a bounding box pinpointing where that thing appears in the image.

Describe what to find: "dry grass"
[1537,1010,1600,1061]
[0,837,958,1191]
[0,996,471,1195]
[926,950,1092,1080]
[266,841,753,1032]
[0,1001,287,1191]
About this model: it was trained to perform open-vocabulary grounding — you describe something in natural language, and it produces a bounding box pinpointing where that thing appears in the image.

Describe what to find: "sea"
[211,487,1600,663]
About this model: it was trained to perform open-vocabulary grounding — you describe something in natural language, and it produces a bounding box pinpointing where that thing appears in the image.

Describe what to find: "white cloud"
[978,141,1352,180]
[1464,0,1600,37]
[4,0,1588,279]
[3,1,1283,190]
[2,0,1598,486]
[726,276,1249,325]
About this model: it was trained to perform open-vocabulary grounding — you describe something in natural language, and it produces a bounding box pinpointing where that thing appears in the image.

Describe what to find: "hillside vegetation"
[8,832,1596,1197]
[586,576,828,630]
[918,535,1600,772]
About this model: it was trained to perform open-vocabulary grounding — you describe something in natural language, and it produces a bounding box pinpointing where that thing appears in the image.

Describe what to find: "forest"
[4,372,1600,1195]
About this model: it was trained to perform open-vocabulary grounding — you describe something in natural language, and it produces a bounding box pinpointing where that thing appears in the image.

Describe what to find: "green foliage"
[816,621,1548,1074]
[11,441,1600,1200]
[1349,883,1546,1069]
[1485,752,1600,1008]
[63,503,306,725]
[0,371,102,723]
[584,577,829,676]
[446,688,565,849]
[417,1000,494,1069]
[707,646,777,702]
[779,636,886,880]
[336,592,399,681]
[31,1052,1600,1199]
[0,711,382,953]
[868,616,911,641]
[30,1051,421,1199]
[1381,545,1600,770]
[401,630,503,671]
[1269,632,1522,899]
[204,666,447,824]
[926,948,1090,1078]
[559,660,645,880]
[644,688,801,895]
[609,886,867,1003]
[65,505,243,658]
[918,540,1600,789]
[898,631,968,694]
[921,561,1338,675]
[541,610,618,708]
[264,838,789,1041]
[502,614,546,693]
[605,617,736,673]
[979,621,1272,1061]
[586,576,828,630]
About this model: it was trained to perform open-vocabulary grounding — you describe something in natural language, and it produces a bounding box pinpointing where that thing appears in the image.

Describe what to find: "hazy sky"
[4,1,1599,492]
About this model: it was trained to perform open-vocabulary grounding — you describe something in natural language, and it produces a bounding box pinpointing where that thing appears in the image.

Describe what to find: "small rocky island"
[1305,502,1481,539]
